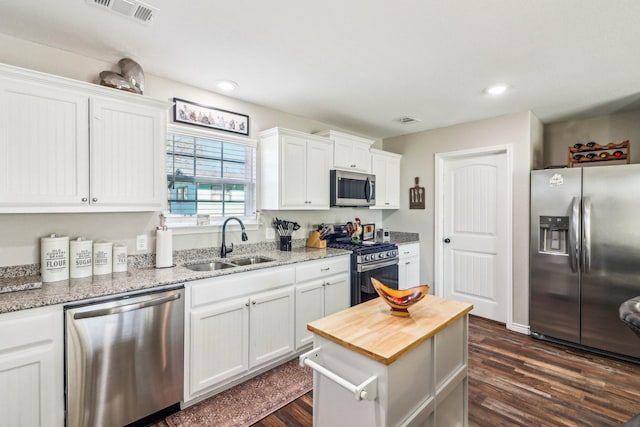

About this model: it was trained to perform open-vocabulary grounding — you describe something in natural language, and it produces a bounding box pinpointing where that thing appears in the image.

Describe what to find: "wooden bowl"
[371,277,430,317]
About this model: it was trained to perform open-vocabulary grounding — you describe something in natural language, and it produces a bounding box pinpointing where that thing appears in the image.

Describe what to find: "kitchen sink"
[185,261,236,271]
[184,256,275,271]
[230,256,275,266]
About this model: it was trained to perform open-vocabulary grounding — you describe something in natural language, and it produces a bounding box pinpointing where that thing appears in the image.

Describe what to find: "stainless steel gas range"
[325,237,399,306]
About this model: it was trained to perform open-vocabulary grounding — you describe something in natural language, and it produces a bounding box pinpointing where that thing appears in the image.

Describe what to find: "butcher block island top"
[307,294,473,365]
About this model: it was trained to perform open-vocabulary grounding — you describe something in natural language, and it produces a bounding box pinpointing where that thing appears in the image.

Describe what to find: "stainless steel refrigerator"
[530,164,640,360]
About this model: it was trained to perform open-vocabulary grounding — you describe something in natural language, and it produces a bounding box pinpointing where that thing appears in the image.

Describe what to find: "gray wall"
[543,110,640,168]
[382,111,543,328]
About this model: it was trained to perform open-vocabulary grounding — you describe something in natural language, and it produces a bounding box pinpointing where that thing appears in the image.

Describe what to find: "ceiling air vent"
[86,0,158,24]
[395,116,422,124]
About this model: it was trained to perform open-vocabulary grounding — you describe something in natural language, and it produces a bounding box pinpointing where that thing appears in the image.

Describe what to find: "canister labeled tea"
[41,234,69,282]
[113,244,128,273]
[93,242,113,275]
[70,238,93,279]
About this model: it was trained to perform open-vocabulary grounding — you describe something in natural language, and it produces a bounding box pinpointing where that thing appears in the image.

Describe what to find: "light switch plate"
[136,234,148,251]
[265,227,275,240]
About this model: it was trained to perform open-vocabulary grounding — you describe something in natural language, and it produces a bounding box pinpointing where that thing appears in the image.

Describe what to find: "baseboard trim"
[507,321,530,335]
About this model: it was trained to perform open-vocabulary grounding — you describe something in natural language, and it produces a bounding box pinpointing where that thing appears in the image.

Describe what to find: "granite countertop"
[0,244,351,314]
[307,294,472,365]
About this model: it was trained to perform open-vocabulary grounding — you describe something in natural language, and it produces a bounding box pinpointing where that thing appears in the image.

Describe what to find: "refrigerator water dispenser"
[539,216,568,255]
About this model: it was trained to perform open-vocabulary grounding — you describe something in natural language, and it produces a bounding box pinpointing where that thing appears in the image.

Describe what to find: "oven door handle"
[357,258,398,273]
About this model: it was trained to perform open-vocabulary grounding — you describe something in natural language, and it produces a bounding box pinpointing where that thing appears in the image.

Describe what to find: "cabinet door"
[189,297,249,396]
[333,138,354,170]
[280,134,308,208]
[305,139,331,208]
[249,286,295,368]
[351,142,372,172]
[323,273,350,316]
[372,155,388,208]
[386,155,401,208]
[0,306,64,427]
[0,79,89,211]
[90,97,165,210]
[295,280,325,349]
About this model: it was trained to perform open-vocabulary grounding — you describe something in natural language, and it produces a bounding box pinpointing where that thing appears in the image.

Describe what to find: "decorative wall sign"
[409,177,425,209]
[173,97,249,136]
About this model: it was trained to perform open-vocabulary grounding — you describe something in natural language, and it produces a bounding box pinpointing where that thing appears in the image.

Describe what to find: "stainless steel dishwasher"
[65,286,184,427]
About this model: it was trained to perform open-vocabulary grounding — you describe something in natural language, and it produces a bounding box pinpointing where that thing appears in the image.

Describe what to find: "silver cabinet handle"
[320,267,330,271]
[569,196,580,273]
[252,300,256,305]
[73,293,180,320]
[582,196,591,273]
[92,197,98,202]
[81,197,88,202]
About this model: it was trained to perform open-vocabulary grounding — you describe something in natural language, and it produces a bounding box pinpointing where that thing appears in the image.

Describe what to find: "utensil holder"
[280,235,292,251]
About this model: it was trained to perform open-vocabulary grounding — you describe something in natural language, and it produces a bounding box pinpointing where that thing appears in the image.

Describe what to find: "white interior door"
[440,149,509,323]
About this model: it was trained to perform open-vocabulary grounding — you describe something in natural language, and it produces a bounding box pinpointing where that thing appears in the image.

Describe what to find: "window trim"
[166,123,258,231]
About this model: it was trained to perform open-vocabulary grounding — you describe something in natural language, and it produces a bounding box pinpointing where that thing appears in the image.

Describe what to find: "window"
[166,124,256,227]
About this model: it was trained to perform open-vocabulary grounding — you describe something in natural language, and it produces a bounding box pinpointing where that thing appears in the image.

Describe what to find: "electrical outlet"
[265,227,275,240]
[136,234,148,251]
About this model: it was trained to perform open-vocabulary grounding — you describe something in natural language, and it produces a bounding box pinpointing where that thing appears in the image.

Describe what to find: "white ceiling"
[0,0,639,139]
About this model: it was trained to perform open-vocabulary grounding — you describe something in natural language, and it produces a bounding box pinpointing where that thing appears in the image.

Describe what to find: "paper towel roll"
[156,229,173,268]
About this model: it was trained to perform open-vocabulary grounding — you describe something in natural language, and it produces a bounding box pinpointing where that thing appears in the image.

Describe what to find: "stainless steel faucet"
[220,217,248,257]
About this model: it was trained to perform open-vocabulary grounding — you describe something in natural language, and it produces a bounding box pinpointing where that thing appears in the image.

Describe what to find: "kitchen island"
[302,294,473,426]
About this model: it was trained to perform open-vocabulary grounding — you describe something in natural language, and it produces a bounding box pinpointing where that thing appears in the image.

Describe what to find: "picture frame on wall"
[173,97,249,136]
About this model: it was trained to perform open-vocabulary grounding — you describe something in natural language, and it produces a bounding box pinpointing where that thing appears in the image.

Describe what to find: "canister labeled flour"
[70,238,93,279]
[40,234,69,282]
[113,244,128,273]
[93,242,113,275]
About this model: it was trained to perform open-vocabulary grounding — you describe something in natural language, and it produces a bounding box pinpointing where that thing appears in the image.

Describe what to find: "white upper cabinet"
[90,97,165,210]
[0,63,169,213]
[370,148,402,209]
[259,127,332,210]
[315,129,374,173]
[0,78,90,210]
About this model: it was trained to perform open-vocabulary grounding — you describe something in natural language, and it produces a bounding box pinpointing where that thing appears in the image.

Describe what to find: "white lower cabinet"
[0,305,64,427]
[249,286,295,367]
[185,265,296,402]
[295,255,350,349]
[398,242,421,289]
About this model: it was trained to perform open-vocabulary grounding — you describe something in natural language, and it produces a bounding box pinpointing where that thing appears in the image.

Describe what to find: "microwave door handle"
[365,178,371,202]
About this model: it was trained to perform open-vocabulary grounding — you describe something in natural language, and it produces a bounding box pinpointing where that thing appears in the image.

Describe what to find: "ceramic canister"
[40,234,70,282]
[70,238,93,279]
[112,244,128,273]
[93,242,113,275]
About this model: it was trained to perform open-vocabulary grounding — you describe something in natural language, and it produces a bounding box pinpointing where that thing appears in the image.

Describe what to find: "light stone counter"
[0,242,350,314]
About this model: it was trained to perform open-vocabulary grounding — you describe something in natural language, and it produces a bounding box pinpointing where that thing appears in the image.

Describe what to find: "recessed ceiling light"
[486,84,509,96]
[216,80,238,92]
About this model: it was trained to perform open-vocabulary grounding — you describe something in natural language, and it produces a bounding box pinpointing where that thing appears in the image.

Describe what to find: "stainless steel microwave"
[330,170,375,207]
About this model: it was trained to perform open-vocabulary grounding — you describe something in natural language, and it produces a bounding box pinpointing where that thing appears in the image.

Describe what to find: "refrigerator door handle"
[569,196,580,273]
[582,196,592,273]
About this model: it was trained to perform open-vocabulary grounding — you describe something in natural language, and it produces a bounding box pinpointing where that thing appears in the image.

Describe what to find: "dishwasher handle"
[73,292,181,320]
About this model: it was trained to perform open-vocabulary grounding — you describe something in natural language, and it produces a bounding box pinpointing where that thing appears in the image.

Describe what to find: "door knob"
[444,238,451,243]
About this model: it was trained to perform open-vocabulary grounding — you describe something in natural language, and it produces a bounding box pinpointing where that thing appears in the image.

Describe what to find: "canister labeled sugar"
[70,238,93,279]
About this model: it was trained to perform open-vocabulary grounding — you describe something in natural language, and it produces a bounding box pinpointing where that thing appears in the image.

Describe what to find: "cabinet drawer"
[190,266,295,308]
[295,256,350,283]
[398,243,420,258]
[0,305,61,352]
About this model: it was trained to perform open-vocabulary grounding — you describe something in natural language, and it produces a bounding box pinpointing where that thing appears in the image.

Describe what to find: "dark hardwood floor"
[253,315,640,426]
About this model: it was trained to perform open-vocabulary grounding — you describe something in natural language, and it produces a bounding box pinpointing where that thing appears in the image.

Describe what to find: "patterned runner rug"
[165,358,312,427]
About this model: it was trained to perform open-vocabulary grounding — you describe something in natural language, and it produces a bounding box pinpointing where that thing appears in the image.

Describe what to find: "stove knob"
[379,252,386,259]
[386,251,392,257]
[364,255,370,262]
